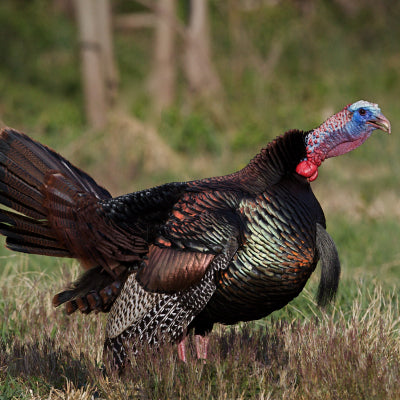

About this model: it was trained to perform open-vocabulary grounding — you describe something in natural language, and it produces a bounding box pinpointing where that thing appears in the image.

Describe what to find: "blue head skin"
[296,100,391,181]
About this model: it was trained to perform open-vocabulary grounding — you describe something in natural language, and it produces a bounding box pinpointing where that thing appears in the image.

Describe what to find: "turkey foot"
[195,334,209,362]
[177,335,209,362]
[178,337,188,363]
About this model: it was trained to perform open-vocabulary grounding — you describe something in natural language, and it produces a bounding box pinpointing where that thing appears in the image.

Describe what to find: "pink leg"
[195,335,209,361]
[177,337,187,362]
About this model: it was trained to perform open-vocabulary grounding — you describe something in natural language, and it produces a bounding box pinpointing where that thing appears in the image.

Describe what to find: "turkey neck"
[192,130,309,194]
[236,129,309,193]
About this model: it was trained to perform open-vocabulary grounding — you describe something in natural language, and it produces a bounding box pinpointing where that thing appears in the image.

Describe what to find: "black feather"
[315,222,341,306]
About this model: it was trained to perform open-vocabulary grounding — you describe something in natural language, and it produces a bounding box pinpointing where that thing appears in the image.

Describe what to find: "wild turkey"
[0,100,390,370]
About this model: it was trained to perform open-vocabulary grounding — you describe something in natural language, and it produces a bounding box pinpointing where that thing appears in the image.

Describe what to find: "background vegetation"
[0,0,400,398]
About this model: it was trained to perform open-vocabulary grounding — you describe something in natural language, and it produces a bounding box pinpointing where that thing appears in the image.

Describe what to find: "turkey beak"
[367,113,391,134]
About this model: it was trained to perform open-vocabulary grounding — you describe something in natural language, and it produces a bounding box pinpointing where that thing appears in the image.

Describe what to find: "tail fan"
[0,127,139,314]
[0,128,111,258]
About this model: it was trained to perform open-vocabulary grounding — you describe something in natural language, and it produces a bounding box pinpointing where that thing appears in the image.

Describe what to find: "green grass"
[1,0,400,398]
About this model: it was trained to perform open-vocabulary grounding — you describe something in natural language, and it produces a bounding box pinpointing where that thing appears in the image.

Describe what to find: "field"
[1,0,400,398]
[2,264,400,399]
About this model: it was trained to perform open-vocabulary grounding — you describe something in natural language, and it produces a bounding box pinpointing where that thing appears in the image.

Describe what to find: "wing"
[136,189,244,293]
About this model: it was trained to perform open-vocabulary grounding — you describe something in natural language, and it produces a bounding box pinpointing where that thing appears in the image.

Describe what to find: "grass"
[1,266,400,399]
[1,0,400,398]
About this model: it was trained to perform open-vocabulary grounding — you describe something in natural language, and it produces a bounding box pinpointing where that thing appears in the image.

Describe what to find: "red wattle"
[295,160,319,181]
[308,169,319,182]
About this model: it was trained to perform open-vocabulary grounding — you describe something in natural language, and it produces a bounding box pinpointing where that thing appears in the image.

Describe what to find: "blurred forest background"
[1,0,399,282]
[1,0,400,397]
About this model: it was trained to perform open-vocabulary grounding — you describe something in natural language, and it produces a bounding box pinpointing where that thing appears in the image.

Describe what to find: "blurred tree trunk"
[150,0,177,114]
[75,0,118,129]
[53,0,74,16]
[97,0,119,104]
[184,0,221,98]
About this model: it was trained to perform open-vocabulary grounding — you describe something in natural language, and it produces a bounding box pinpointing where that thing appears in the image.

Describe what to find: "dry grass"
[1,264,400,399]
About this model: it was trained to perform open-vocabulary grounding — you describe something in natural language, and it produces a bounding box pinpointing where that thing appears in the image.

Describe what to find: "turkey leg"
[177,335,209,362]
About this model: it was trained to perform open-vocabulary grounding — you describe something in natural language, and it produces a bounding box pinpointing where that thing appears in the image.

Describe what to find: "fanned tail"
[0,127,111,257]
[0,127,127,314]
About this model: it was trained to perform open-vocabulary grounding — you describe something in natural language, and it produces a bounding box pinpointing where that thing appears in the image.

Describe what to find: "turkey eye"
[359,108,366,116]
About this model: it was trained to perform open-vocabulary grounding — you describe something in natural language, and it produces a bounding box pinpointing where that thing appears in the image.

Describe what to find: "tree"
[150,0,177,113]
[149,0,221,113]
[74,0,118,129]
[184,0,221,99]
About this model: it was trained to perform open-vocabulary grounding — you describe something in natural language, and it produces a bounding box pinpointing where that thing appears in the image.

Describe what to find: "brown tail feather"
[0,172,44,210]
[0,128,110,198]
[52,265,126,314]
[4,240,71,257]
[0,127,112,259]
[0,209,53,238]
[0,127,142,314]
[0,193,45,220]
[61,281,123,315]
